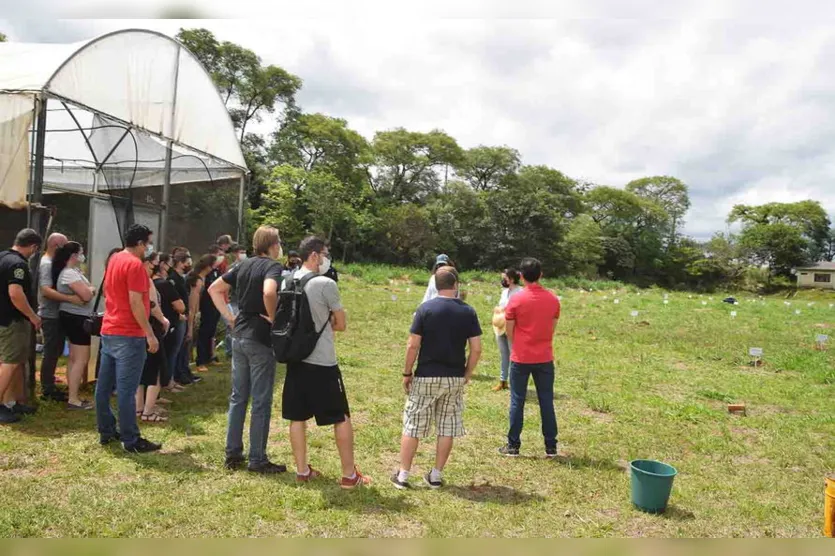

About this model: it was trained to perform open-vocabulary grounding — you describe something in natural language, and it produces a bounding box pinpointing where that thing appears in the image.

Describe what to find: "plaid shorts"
[402,377,466,438]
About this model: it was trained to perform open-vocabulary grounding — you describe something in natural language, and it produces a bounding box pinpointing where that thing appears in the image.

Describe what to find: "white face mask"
[318,254,331,276]
[237,252,247,261]
[77,253,86,264]
[145,243,154,257]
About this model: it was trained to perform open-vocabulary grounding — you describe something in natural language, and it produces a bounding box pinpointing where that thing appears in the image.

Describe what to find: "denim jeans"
[40,317,65,392]
[226,337,277,465]
[95,334,148,448]
[507,361,558,450]
[166,320,187,385]
[175,335,193,384]
[196,310,219,366]
[496,334,512,382]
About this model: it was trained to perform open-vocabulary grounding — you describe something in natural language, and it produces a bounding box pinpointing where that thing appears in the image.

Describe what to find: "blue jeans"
[196,310,220,366]
[496,334,512,382]
[95,335,148,448]
[507,361,558,450]
[226,337,277,465]
[166,320,187,386]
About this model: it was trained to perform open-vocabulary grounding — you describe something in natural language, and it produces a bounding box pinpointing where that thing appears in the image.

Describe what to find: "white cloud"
[5,4,835,239]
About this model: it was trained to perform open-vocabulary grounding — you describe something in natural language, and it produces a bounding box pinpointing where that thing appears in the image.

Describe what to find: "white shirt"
[499,285,523,309]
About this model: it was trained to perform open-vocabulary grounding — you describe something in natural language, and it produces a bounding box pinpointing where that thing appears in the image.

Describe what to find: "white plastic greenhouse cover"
[0,28,246,205]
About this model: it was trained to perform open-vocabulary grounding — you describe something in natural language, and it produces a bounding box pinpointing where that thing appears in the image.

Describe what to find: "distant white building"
[795,262,835,290]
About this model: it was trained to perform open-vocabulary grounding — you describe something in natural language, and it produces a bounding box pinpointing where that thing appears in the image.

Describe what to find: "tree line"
[178,28,833,290]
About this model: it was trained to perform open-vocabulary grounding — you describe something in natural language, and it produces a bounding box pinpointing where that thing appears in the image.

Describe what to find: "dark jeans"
[166,320,186,386]
[40,317,65,392]
[196,310,219,366]
[95,335,148,448]
[226,338,277,465]
[507,361,558,450]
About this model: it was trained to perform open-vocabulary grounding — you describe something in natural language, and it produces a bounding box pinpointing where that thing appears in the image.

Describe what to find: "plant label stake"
[795,309,801,316]
[631,310,639,321]
[614,299,620,304]
[749,347,763,367]
[701,301,707,306]
[730,311,737,318]
[391,295,398,301]
[663,299,669,305]
[816,334,829,350]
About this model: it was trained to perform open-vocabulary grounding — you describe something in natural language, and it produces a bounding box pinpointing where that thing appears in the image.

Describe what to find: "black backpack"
[271,271,329,363]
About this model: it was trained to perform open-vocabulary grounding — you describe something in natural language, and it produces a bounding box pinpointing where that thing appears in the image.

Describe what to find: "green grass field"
[1,265,834,537]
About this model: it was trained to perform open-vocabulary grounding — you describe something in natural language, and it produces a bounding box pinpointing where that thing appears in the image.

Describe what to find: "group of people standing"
[1,223,563,490]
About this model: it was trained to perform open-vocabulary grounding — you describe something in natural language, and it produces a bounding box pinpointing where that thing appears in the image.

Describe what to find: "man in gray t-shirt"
[36,234,80,401]
[280,236,369,489]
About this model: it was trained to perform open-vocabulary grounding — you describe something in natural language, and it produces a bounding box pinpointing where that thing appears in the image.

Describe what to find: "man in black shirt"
[392,266,482,489]
[209,225,286,474]
[0,229,43,424]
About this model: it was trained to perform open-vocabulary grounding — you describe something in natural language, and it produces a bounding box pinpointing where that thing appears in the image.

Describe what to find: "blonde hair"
[252,225,280,256]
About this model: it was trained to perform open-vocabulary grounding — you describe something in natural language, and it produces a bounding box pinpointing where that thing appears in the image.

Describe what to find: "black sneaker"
[41,389,68,402]
[11,403,37,415]
[390,472,410,490]
[191,376,203,384]
[498,444,520,457]
[0,406,20,424]
[124,437,162,453]
[424,471,443,489]
[545,446,558,458]
[247,461,287,474]
[224,456,247,470]
[100,432,121,445]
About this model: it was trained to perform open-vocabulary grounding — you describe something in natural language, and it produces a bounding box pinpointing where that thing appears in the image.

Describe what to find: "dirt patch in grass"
[580,407,614,423]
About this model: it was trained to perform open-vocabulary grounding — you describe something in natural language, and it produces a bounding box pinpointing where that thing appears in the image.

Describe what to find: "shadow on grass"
[107,444,207,474]
[470,374,498,383]
[661,504,696,521]
[310,481,415,514]
[551,454,628,473]
[447,483,545,505]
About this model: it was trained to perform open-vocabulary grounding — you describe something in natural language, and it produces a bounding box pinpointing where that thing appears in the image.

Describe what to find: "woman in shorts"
[53,241,95,410]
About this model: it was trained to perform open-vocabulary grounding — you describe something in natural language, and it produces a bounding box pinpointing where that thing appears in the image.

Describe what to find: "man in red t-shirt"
[498,257,561,458]
[95,224,162,454]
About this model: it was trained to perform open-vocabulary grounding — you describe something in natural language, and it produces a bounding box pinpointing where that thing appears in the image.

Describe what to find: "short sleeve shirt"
[283,268,343,367]
[154,277,181,326]
[0,250,33,326]
[58,267,95,316]
[504,283,561,364]
[410,296,482,377]
[222,256,284,347]
[37,255,59,318]
[101,250,150,337]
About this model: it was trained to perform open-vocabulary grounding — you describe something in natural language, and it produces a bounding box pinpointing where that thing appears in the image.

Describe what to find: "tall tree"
[455,145,521,191]
[176,28,302,142]
[0,32,6,42]
[368,128,464,203]
[626,175,690,244]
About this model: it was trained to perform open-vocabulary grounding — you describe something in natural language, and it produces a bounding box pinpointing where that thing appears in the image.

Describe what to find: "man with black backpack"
[208,225,287,474]
[277,236,369,489]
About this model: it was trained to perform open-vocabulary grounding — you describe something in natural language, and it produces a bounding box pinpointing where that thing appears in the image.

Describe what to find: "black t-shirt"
[169,271,189,313]
[222,256,284,346]
[410,296,482,377]
[0,250,33,326]
[154,277,181,326]
[200,268,221,317]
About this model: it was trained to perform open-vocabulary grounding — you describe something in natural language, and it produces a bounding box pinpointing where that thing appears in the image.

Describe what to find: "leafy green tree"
[0,32,7,42]
[455,146,521,191]
[248,165,306,247]
[427,181,489,269]
[625,176,690,243]
[685,233,746,290]
[376,204,437,265]
[563,214,604,278]
[368,128,464,203]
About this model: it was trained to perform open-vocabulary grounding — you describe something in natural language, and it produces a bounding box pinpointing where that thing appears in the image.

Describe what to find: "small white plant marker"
[614,299,620,304]
[749,347,763,366]
[406,288,411,293]
[816,334,828,348]
[795,309,801,315]
[730,311,737,318]
[701,301,707,306]
[663,299,669,305]
[391,294,398,301]
[630,310,639,319]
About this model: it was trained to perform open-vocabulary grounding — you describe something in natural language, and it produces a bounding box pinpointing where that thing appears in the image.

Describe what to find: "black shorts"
[282,361,350,426]
[59,311,91,346]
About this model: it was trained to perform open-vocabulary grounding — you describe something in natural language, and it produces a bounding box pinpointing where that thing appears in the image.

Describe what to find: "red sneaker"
[296,465,322,483]
[340,467,371,490]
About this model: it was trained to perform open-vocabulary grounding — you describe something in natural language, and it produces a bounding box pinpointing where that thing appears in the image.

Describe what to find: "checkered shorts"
[402,377,466,438]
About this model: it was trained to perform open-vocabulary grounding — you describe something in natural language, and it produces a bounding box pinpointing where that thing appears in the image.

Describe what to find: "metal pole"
[237,173,247,248]
[159,141,173,251]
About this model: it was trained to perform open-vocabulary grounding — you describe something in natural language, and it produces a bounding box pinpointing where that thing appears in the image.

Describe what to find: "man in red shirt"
[95,224,163,453]
[498,257,561,458]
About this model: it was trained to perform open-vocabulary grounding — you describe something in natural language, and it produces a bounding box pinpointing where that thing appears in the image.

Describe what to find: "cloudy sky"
[3,2,835,239]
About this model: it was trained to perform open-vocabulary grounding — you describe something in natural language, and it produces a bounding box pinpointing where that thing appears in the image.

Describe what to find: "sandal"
[141,412,168,423]
[157,397,172,404]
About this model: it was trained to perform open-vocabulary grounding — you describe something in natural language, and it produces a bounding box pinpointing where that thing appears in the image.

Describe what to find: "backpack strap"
[295,271,332,336]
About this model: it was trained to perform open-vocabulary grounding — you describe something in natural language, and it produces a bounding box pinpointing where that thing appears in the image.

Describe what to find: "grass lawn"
[1,267,833,537]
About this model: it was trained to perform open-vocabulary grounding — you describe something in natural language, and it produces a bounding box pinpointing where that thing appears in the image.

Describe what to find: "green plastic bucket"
[630,459,677,514]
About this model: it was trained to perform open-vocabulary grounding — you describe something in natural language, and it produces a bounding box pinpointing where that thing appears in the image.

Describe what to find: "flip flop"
[157,397,172,404]
[141,413,168,423]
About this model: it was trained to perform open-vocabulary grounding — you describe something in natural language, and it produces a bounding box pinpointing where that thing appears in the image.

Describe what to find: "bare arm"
[171,299,186,314]
[41,285,82,305]
[330,309,346,332]
[187,280,202,338]
[9,284,40,329]
[465,336,483,383]
[402,333,422,393]
[68,280,94,303]
[209,276,235,326]
[149,282,166,324]
[262,277,278,324]
[505,319,515,343]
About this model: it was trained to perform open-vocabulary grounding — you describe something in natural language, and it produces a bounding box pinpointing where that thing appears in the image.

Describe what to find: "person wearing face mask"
[168,252,197,387]
[208,226,287,473]
[281,250,301,278]
[53,241,96,410]
[491,268,523,392]
[195,244,225,370]
[279,236,369,489]
[0,229,43,423]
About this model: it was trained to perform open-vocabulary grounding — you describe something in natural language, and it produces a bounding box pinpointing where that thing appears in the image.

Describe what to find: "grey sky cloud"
[4,10,835,240]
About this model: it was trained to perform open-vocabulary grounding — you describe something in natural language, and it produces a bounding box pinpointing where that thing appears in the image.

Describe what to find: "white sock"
[430,468,443,482]
[4,401,15,409]
[397,469,410,482]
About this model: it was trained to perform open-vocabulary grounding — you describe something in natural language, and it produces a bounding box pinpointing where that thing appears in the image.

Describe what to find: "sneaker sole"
[501,452,520,457]
[424,477,442,489]
[390,478,409,490]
